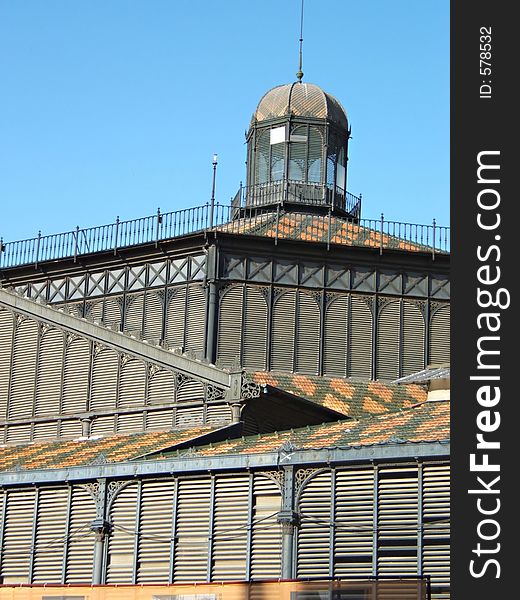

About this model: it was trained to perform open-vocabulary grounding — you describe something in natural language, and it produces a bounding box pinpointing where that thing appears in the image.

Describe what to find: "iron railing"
[0,203,450,270]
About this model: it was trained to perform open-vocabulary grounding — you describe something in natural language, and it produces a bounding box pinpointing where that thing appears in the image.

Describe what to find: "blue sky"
[0,1,449,242]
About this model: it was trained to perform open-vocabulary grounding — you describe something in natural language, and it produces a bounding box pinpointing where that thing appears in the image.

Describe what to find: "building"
[0,78,450,598]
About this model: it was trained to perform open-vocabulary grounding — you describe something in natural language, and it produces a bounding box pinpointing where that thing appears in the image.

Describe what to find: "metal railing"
[0,203,449,270]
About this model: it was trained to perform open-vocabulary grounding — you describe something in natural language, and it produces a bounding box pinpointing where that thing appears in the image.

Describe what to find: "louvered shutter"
[206,404,232,425]
[116,413,144,433]
[65,486,96,583]
[175,406,204,427]
[324,296,348,377]
[137,480,175,583]
[145,409,174,431]
[307,127,323,183]
[212,475,249,581]
[185,285,206,358]
[297,471,331,577]
[165,287,186,351]
[173,477,211,582]
[9,318,38,420]
[1,489,36,583]
[349,296,373,378]
[90,348,119,412]
[402,302,426,376]
[429,305,450,365]
[59,419,82,439]
[33,422,59,441]
[124,293,144,337]
[255,130,270,185]
[376,301,400,381]
[217,286,244,368]
[422,463,450,599]
[377,466,419,575]
[35,329,64,416]
[107,484,138,583]
[119,359,146,408]
[90,415,115,436]
[86,299,103,323]
[295,293,320,374]
[334,468,375,577]
[5,424,31,444]
[270,291,296,372]
[143,291,164,344]
[103,297,122,330]
[176,379,204,403]
[242,286,268,370]
[148,369,174,405]
[0,309,14,419]
[288,124,307,181]
[33,488,69,583]
[62,337,90,414]
[250,475,282,580]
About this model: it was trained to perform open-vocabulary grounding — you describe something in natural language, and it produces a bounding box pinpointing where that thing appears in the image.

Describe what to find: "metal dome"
[252,82,348,131]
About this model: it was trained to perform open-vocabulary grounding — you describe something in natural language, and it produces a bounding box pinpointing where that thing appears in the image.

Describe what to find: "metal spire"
[296,0,304,82]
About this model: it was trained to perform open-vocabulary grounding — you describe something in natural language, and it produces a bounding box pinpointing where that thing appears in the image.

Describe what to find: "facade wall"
[0,460,449,598]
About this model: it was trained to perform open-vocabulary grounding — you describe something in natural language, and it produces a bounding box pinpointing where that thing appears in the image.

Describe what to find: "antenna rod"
[296,0,304,81]
[209,153,218,229]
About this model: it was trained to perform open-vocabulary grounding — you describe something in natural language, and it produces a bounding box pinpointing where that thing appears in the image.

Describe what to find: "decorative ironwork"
[295,467,329,500]
[257,470,285,490]
[240,373,261,400]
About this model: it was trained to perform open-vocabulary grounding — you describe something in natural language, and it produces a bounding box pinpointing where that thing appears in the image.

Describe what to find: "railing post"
[275,203,280,246]
[432,218,436,261]
[35,230,41,270]
[0,237,4,269]
[380,213,384,255]
[74,226,79,263]
[327,208,332,250]
[114,216,120,256]
[358,193,363,220]
[155,207,162,248]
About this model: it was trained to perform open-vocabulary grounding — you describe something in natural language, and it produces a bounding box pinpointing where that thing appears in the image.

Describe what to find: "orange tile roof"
[193,400,450,457]
[0,425,228,472]
[253,371,427,418]
[217,212,442,253]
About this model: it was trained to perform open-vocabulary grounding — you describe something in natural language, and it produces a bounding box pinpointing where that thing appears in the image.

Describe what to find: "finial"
[296,0,304,82]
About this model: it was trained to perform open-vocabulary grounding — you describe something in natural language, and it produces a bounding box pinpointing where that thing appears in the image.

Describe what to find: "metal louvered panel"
[90,348,119,412]
[242,287,267,370]
[119,359,146,408]
[59,420,82,439]
[145,409,174,431]
[377,466,419,575]
[307,126,323,182]
[148,369,174,404]
[288,124,307,181]
[65,486,96,584]
[33,488,69,583]
[60,301,83,317]
[1,489,36,583]
[143,291,164,344]
[86,299,103,323]
[175,406,204,428]
[174,477,211,582]
[324,296,348,377]
[254,130,270,185]
[137,480,175,583]
[103,297,122,330]
[35,329,64,416]
[251,475,282,580]
[270,291,296,372]
[62,338,90,415]
[349,296,373,378]
[422,463,450,598]
[90,415,116,436]
[33,421,59,441]
[376,301,400,381]
[206,404,232,425]
[9,318,38,421]
[117,413,144,434]
[429,305,450,365]
[124,292,145,337]
[334,468,374,577]
[212,475,249,581]
[297,471,331,578]
[295,293,320,374]
[165,287,186,351]
[185,285,206,358]
[107,483,139,584]
[6,424,31,444]
[177,379,204,403]
[217,286,244,368]
[402,302,426,376]
[0,309,14,420]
